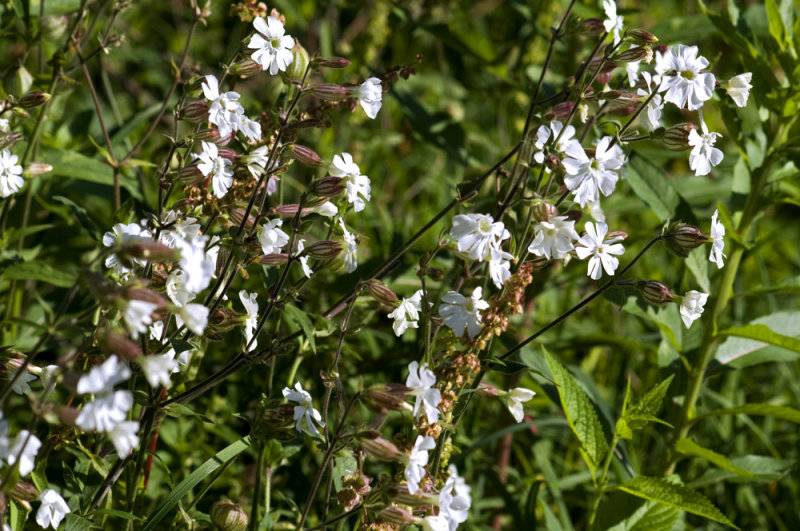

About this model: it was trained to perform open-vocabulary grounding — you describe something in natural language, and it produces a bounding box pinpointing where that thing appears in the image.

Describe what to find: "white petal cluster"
[506,387,536,423]
[405,361,441,425]
[248,16,295,75]
[357,77,383,119]
[680,290,709,328]
[338,218,358,273]
[709,209,726,269]
[138,354,179,388]
[2,428,41,477]
[562,137,625,207]
[726,72,752,107]
[438,465,472,530]
[123,299,158,339]
[636,72,665,131]
[533,120,580,166]
[450,213,513,288]
[329,153,371,213]
[388,290,423,336]
[658,45,715,111]
[295,239,313,278]
[528,215,579,260]
[36,489,71,530]
[404,434,435,495]
[283,382,324,435]
[439,287,489,339]
[0,148,24,198]
[102,221,152,274]
[202,74,261,141]
[575,222,625,280]
[196,141,234,198]
[688,121,723,176]
[258,218,290,255]
[603,0,624,45]
[239,290,259,351]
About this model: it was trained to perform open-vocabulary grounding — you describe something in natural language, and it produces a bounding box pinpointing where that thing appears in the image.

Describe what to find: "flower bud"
[595,71,612,86]
[258,253,289,265]
[23,162,53,177]
[662,123,697,151]
[664,222,707,257]
[208,306,241,332]
[210,500,248,531]
[291,144,324,166]
[426,267,444,281]
[311,176,345,197]
[362,383,412,414]
[378,506,417,526]
[608,105,636,116]
[360,437,405,462]
[578,18,605,35]
[119,240,180,263]
[612,46,652,64]
[271,204,301,218]
[195,128,232,146]
[228,209,256,231]
[607,230,628,242]
[177,163,204,184]
[637,280,675,304]
[313,56,351,69]
[0,132,24,150]
[11,481,40,502]
[384,484,437,507]
[19,91,51,109]
[216,147,239,161]
[230,58,263,78]
[626,28,659,45]
[305,240,343,260]
[532,200,558,222]
[125,288,168,309]
[365,279,398,305]
[58,406,80,426]
[478,382,500,397]
[546,101,574,121]
[285,42,310,81]
[101,332,142,361]
[313,83,350,101]
[179,101,209,123]
[601,90,640,104]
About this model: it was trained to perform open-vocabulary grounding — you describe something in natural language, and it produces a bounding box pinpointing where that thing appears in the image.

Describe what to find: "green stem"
[250,442,266,531]
[588,434,619,528]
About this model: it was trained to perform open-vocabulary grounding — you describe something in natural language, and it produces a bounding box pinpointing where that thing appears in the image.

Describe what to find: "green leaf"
[283,303,316,354]
[625,155,680,221]
[39,147,141,199]
[685,247,709,294]
[717,323,800,355]
[766,0,786,49]
[161,402,214,423]
[697,403,800,424]
[63,513,94,531]
[596,491,679,531]
[332,449,358,492]
[618,375,674,438]
[690,455,795,486]
[617,476,738,529]
[543,348,608,469]
[674,438,754,477]
[0,260,78,288]
[715,312,800,368]
[142,437,252,531]
[52,195,101,241]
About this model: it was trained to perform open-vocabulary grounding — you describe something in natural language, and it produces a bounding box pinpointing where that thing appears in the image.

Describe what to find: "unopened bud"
[210,500,248,531]
[362,383,412,414]
[602,90,640,104]
[365,279,398,305]
[426,267,444,281]
[11,481,39,502]
[217,147,239,161]
[313,56,351,69]
[608,105,636,116]
[258,253,289,266]
[664,222,707,257]
[291,144,324,166]
[230,58,263,78]
[478,382,500,397]
[271,204,301,218]
[101,332,142,361]
[378,506,417,526]
[19,91,51,109]
[384,484,437,507]
[119,240,180,262]
[532,200,558,222]
[360,437,405,462]
[311,176,345,197]
[0,132,24,150]
[626,28,659,45]
[58,406,80,426]
[637,280,675,304]
[595,71,612,86]
[578,18,605,35]
[179,101,209,123]
[23,162,53,177]
[662,123,697,151]
[229,209,256,231]
[612,46,652,64]
[286,42,310,81]
[546,101,574,121]
[313,83,350,101]
[588,56,616,74]
[208,306,241,332]
[177,163,204,184]
[125,288,168,309]
[195,128,232,146]
[305,240,343,260]
[607,230,628,242]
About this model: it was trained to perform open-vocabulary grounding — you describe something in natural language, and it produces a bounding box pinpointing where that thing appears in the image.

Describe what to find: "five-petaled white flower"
[338,218,358,273]
[0,148,24,198]
[439,464,472,530]
[439,287,489,339]
[506,387,536,423]
[403,434,436,495]
[658,44,716,111]
[10,369,36,395]
[76,390,134,433]
[123,299,158,339]
[283,382,324,435]
[636,71,665,131]
[6,430,41,477]
[258,218,290,255]
[709,209,726,269]
[575,222,626,280]
[603,0,624,45]
[562,137,625,207]
[450,213,510,261]
[533,120,581,166]
[688,121,723,176]
[356,77,383,119]
[243,145,276,178]
[388,290,423,337]
[102,222,152,274]
[239,290,259,351]
[108,420,139,457]
[248,16,295,75]
[295,239,313,278]
[202,74,245,138]
[196,141,234,198]
[138,354,179,388]
[36,489,70,530]
[488,245,513,289]
[77,355,131,395]
[726,72,752,108]
[329,153,371,213]
[405,361,441,425]
[174,235,216,295]
[528,215,579,260]
[679,290,709,328]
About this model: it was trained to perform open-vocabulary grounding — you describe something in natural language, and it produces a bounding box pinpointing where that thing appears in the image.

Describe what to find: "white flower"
[439,465,471,530]
[404,435,436,495]
[0,118,8,132]
[533,121,580,166]
[108,420,139,456]
[239,116,262,142]
[77,356,131,395]
[10,369,36,395]
[688,121,723,176]
[329,153,370,212]
[709,209,726,269]
[196,141,234,199]
[658,44,716,111]
[603,0,624,45]
[726,72,752,108]
[528,215,579,260]
[506,387,536,423]
[202,74,244,137]
[357,77,382,119]
[679,290,709,328]
[138,354,178,388]
[575,222,625,280]
[0,148,24,198]
[248,16,295,75]
[283,382,324,435]
[421,516,450,531]
[102,222,152,273]
[123,299,158,339]
[311,201,338,217]
[175,235,215,295]
[439,287,489,339]
[388,290,424,337]
[562,137,625,207]
[36,489,70,529]
[405,361,441,425]
[636,71,664,131]
[338,218,358,273]
[488,244,513,289]
[244,145,276,178]
[239,290,259,351]
[450,213,509,261]
[587,200,606,223]
[295,239,313,278]
[166,269,194,307]
[6,430,41,477]
[76,390,133,432]
[258,218,290,254]
[179,303,209,335]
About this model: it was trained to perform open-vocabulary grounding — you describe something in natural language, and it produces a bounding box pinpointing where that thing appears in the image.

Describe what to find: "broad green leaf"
[283,303,316,354]
[52,195,101,241]
[63,513,94,531]
[674,438,754,477]
[765,0,786,50]
[39,148,141,199]
[332,449,358,492]
[698,403,800,424]
[690,455,795,486]
[617,476,738,529]
[717,324,800,352]
[715,312,800,368]
[0,260,78,288]
[625,155,679,221]
[544,349,608,469]
[597,491,679,531]
[30,0,82,15]
[685,247,709,293]
[617,375,674,439]
[142,437,252,531]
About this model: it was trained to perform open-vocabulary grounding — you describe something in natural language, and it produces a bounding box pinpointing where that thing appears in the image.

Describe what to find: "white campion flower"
[123,299,158,339]
[76,390,133,432]
[338,218,358,273]
[248,16,295,75]
[506,387,536,423]
[388,290,424,336]
[10,369,36,395]
[439,465,471,530]
[603,0,624,45]
[295,239,313,278]
[77,356,131,395]
[102,222,152,273]
[679,290,709,328]
[533,121,580,166]
[243,145,276,178]
[179,303,209,335]
[202,74,245,137]
[709,209,726,269]
[239,116,262,142]
[575,222,625,280]
[258,218,290,255]
[636,71,665,131]
[283,382,324,435]
[357,77,382,119]
[421,516,449,531]
[36,489,70,530]
[658,44,716,111]
[239,290,259,351]
[166,269,194,307]
[0,148,24,198]
[688,121,723,177]
[528,215,579,260]
[174,235,215,295]
[488,244,513,289]
[405,361,441,424]
[562,137,626,207]
[196,141,234,198]
[450,213,510,261]
[329,153,371,212]
[726,72,752,108]
[138,354,178,388]
[439,287,489,339]
[404,435,436,495]
[311,201,338,217]
[108,420,139,456]
[6,430,41,477]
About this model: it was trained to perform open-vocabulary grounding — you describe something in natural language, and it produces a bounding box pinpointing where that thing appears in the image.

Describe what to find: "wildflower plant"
[0,1,798,530]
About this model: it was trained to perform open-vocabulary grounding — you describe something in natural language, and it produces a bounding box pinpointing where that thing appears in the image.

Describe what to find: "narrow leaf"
[0,260,78,288]
[716,324,800,354]
[283,303,316,354]
[697,403,800,424]
[52,195,101,241]
[674,438,754,477]
[715,312,800,367]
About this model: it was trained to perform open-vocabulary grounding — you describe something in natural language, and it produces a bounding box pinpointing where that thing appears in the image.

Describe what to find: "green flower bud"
[210,500,248,531]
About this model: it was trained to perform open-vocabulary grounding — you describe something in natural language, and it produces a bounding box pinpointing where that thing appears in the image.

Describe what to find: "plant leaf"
[697,403,800,424]
[283,303,316,354]
[674,438,754,477]
[0,260,78,288]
